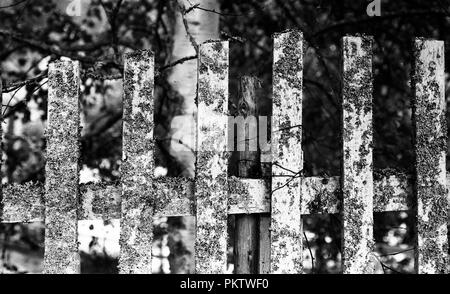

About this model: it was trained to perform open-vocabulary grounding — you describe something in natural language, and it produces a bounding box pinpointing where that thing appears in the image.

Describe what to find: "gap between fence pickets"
[3,170,447,223]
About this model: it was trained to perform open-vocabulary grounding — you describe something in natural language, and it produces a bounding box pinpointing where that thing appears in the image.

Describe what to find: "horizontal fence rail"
[0,31,448,274]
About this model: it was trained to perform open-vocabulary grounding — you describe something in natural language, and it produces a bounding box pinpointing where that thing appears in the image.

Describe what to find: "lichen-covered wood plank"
[412,39,448,274]
[373,170,412,212]
[44,59,80,274]
[270,30,303,274]
[80,179,195,219]
[342,36,376,274]
[228,178,270,214]
[195,40,229,274]
[153,177,195,217]
[302,174,413,214]
[1,171,436,225]
[79,183,121,220]
[119,50,155,274]
[1,183,44,223]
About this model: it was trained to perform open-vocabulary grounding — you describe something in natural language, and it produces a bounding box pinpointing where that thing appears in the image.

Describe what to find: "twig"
[0,29,97,64]
[3,79,48,118]
[378,248,414,257]
[0,0,28,9]
[303,232,315,273]
[220,31,246,43]
[177,1,199,53]
[158,55,197,72]
[270,169,303,194]
[2,55,197,93]
[185,3,242,17]
[312,10,448,38]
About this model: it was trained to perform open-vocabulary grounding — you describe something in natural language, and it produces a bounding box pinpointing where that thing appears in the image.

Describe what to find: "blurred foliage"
[1,0,450,273]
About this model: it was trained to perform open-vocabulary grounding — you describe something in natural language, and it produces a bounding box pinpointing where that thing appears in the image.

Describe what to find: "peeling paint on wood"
[271,30,303,274]
[342,36,375,274]
[119,50,155,274]
[195,40,229,274]
[412,39,448,274]
[44,59,80,274]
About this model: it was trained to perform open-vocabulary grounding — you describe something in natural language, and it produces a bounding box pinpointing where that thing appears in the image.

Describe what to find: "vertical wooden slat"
[341,36,375,274]
[259,115,271,274]
[195,40,229,274]
[271,30,303,274]
[258,214,271,273]
[119,50,155,274]
[234,76,260,274]
[44,59,80,274]
[412,38,448,274]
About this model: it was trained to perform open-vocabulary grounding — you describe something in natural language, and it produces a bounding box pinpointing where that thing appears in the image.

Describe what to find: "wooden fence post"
[44,59,80,274]
[195,40,229,274]
[119,50,155,274]
[258,215,271,273]
[341,36,375,274]
[234,76,261,274]
[412,38,448,274]
[271,30,303,274]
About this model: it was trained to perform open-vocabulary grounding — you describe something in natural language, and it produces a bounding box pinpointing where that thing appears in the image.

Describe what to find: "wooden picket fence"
[0,30,448,274]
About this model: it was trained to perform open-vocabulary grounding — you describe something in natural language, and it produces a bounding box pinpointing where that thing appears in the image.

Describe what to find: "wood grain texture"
[119,50,155,274]
[234,76,261,274]
[270,30,303,274]
[258,214,271,274]
[342,36,376,274]
[195,40,229,274]
[412,38,448,274]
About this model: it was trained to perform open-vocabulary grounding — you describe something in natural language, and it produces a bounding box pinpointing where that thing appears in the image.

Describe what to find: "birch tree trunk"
[166,0,220,274]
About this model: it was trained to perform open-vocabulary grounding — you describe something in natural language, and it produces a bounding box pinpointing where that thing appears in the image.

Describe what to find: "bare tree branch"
[185,3,241,16]
[312,10,448,38]
[177,1,199,53]
[0,0,28,9]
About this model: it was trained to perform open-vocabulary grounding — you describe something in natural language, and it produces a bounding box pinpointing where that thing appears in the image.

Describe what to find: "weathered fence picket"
[43,60,81,274]
[412,38,448,274]
[270,30,304,274]
[0,31,448,275]
[341,36,375,274]
[119,50,155,274]
[195,41,229,274]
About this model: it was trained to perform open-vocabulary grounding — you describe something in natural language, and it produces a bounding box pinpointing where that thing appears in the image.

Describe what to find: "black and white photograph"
[0,0,449,279]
